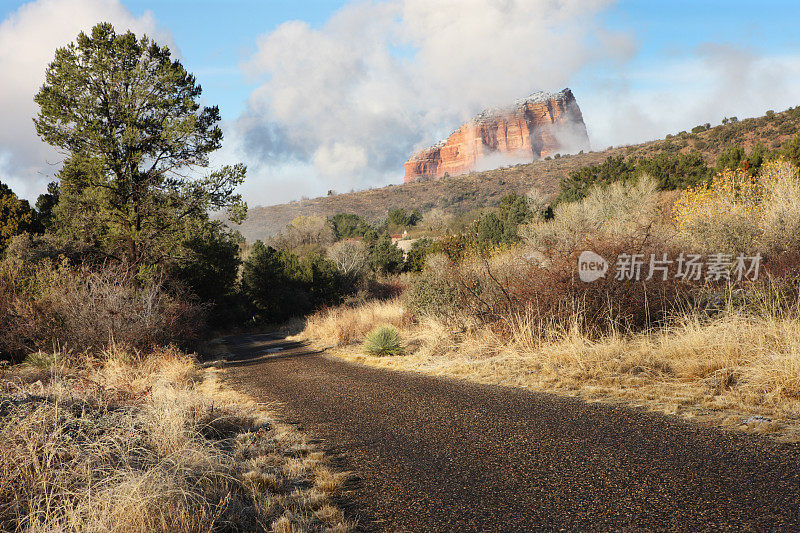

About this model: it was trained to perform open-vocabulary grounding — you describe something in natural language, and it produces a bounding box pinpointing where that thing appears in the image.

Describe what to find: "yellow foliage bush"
[672,161,800,254]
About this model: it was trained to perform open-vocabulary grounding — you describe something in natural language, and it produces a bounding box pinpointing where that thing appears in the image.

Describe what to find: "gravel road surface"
[221,333,800,532]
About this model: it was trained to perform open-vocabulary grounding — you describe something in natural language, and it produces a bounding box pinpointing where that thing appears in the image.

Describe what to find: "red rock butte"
[404,88,590,183]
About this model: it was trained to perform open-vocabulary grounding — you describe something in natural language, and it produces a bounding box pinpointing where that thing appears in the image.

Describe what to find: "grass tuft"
[363,325,404,356]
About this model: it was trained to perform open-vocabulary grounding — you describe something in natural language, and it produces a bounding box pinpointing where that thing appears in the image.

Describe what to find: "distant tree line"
[554,138,800,206]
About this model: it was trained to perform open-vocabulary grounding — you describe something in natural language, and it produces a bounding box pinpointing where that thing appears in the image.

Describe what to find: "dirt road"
[221,333,800,532]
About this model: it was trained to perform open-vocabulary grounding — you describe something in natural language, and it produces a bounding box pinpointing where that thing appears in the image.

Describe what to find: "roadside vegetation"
[0,23,352,532]
[299,157,800,443]
[239,105,800,241]
[0,347,351,532]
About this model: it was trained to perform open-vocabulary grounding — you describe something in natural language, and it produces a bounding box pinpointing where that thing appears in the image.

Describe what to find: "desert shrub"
[387,207,420,228]
[0,258,203,360]
[476,212,505,244]
[635,152,712,189]
[715,144,767,175]
[411,240,689,335]
[760,160,800,253]
[522,176,666,256]
[405,254,460,320]
[526,187,553,220]
[780,135,800,169]
[674,160,800,255]
[404,179,693,334]
[555,155,636,204]
[474,192,536,245]
[404,237,436,272]
[363,325,404,356]
[673,168,764,254]
[369,235,405,274]
[270,215,335,254]
[329,212,373,239]
[555,152,715,207]
[303,298,409,347]
[434,233,482,262]
[327,239,369,278]
[3,232,96,264]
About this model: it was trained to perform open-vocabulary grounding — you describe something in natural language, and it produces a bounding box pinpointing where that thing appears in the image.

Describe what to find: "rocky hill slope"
[233,106,800,242]
[404,88,590,183]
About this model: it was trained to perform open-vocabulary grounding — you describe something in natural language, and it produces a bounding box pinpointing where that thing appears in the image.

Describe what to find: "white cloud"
[0,0,172,200]
[580,45,800,149]
[234,0,632,206]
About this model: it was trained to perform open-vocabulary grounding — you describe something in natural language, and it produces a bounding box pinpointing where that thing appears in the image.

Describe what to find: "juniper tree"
[0,182,35,252]
[34,22,246,270]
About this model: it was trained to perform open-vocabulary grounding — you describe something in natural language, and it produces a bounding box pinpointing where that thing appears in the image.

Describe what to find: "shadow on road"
[219,333,324,368]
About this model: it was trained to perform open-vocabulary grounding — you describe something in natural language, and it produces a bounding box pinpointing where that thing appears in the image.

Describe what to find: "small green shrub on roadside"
[363,325,404,356]
[405,254,460,320]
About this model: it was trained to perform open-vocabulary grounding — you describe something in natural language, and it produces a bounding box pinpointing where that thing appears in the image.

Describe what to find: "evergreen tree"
[34,23,246,270]
[0,182,35,252]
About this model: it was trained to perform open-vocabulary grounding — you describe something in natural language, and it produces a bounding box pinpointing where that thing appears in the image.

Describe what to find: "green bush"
[369,235,405,274]
[329,213,373,240]
[476,212,504,244]
[404,237,435,272]
[405,254,460,320]
[363,325,404,356]
[387,208,420,227]
[241,241,353,322]
[554,151,721,207]
[169,223,243,325]
[555,156,636,204]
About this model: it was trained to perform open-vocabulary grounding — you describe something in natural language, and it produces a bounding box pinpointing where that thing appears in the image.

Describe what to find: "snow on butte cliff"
[403,88,590,183]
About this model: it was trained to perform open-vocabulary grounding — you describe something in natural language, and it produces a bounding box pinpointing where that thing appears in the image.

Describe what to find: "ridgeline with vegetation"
[236,106,800,241]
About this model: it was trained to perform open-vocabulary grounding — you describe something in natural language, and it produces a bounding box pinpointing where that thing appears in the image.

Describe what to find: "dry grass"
[0,347,353,532]
[298,299,411,347]
[301,301,800,443]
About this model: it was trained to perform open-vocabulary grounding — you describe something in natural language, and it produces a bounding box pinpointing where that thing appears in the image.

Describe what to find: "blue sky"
[116,0,350,118]
[2,0,800,206]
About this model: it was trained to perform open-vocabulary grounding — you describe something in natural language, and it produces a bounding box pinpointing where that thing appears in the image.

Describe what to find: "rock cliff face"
[404,88,590,183]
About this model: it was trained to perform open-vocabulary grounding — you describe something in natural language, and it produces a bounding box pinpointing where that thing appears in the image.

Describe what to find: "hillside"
[234,107,800,242]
